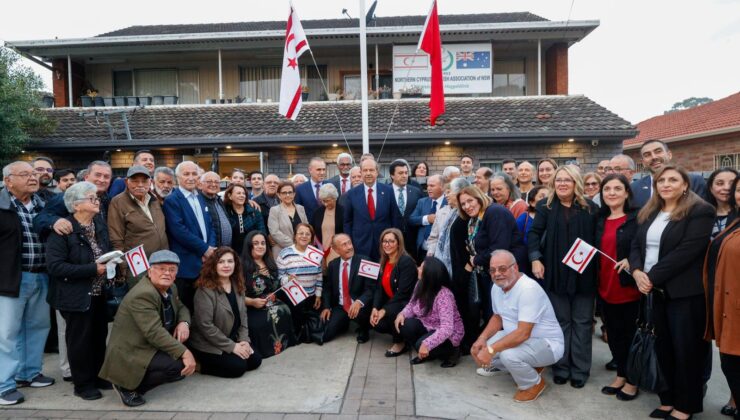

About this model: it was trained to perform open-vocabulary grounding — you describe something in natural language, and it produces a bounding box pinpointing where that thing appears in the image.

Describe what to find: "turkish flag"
[279,3,311,120]
[417,0,445,126]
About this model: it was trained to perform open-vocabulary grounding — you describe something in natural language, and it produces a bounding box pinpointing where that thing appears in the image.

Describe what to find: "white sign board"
[392,43,493,94]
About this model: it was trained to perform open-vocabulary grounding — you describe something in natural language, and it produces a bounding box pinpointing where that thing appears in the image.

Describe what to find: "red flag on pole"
[279,2,311,120]
[417,0,445,126]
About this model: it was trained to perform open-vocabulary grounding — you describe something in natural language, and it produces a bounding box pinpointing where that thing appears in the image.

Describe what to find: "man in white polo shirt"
[471,249,564,403]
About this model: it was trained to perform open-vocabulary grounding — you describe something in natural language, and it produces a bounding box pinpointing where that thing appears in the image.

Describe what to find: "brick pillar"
[51,58,85,107]
[545,43,568,95]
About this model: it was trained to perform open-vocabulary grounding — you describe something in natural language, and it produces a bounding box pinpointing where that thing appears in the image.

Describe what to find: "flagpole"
[359,0,370,154]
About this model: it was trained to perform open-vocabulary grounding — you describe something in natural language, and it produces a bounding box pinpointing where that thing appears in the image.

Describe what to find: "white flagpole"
[359,0,370,154]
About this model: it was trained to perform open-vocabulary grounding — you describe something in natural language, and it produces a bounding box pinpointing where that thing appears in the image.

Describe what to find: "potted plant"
[301,85,309,101]
[379,85,392,100]
[328,85,343,101]
[399,85,423,98]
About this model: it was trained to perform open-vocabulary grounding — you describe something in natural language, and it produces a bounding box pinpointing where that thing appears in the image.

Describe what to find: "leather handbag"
[104,281,129,322]
[626,292,668,393]
[468,269,481,307]
[302,309,327,345]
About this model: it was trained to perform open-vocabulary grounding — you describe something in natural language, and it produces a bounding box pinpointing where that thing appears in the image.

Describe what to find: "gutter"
[623,125,740,150]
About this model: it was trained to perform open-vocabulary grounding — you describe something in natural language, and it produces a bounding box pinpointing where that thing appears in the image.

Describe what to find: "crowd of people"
[0,141,738,419]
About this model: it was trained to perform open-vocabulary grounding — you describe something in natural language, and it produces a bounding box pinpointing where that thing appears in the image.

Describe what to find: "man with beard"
[152,167,175,204]
[471,250,563,403]
[631,140,707,207]
[329,152,354,197]
[32,157,56,202]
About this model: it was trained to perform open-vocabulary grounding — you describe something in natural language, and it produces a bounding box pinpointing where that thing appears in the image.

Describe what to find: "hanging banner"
[392,43,493,94]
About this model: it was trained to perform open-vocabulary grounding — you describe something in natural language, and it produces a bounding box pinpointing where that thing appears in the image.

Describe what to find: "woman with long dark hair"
[594,174,641,401]
[528,165,598,388]
[189,247,262,378]
[395,257,464,368]
[241,230,296,357]
[705,168,738,239]
[371,228,418,357]
[516,185,549,246]
[224,184,265,255]
[630,165,714,419]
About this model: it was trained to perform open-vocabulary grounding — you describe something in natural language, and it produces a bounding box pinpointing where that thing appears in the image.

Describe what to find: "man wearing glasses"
[471,250,563,403]
[0,161,55,405]
[32,157,56,202]
[329,152,353,197]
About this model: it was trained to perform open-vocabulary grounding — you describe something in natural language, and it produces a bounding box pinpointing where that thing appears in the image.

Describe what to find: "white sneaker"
[476,365,509,377]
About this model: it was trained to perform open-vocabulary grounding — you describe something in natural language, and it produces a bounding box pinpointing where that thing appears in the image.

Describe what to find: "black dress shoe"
[74,388,102,401]
[553,376,568,385]
[114,385,146,407]
[601,385,623,395]
[570,378,587,388]
[356,329,369,343]
[666,415,691,420]
[384,345,408,357]
[95,379,113,390]
[605,359,618,371]
[616,388,639,401]
[410,356,425,365]
[649,408,672,419]
[721,405,737,417]
[62,376,73,382]
[440,347,460,368]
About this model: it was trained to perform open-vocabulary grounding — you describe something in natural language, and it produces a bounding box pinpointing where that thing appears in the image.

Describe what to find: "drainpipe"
[67,55,73,107]
[218,49,224,101]
[537,39,542,96]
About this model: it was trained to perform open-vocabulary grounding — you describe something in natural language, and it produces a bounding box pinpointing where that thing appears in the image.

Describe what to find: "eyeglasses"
[78,196,100,204]
[554,178,574,184]
[203,180,220,185]
[488,263,515,274]
[152,266,177,274]
[382,239,397,245]
[279,190,294,195]
[8,172,36,179]
[338,162,352,167]
[34,167,54,174]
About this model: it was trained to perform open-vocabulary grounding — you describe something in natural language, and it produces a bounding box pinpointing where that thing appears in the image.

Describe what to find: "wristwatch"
[487,345,495,355]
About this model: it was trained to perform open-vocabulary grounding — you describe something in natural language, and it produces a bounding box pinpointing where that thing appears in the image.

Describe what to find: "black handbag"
[468,269,481,306]
[299,309,327,345]
[626,292,668,393]
[104,281,129,322]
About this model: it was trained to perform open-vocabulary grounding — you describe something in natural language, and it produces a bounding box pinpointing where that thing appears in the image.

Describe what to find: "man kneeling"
[99,250,196,407]
[471,250,564,403]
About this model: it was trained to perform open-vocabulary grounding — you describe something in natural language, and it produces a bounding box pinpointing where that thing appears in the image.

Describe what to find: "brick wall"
[51,59,85,108]
[625,132,740,173]
[545,43,568,95]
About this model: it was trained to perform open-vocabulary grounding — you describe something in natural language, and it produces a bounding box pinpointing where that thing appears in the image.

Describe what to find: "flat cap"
[127,165,151,178]
[149,250,180,265]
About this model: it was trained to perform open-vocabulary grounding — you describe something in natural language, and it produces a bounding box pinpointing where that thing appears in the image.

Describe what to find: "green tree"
[665,96,714,114]
[0,46,56,166]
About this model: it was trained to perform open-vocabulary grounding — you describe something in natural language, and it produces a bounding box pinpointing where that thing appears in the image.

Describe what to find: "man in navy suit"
[295,157,327,222]
[163,161,216,311]
[631,140,707,207]
[410,174,447,260]
[343,158,402,261]
[388,160,422,258]
[328,152,354,198]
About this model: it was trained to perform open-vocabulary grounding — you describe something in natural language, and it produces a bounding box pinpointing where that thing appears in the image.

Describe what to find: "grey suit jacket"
[268,203,308,257]
[189,285,250,355]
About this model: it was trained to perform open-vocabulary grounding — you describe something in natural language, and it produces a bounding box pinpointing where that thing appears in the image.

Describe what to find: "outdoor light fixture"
[567,138,575,142]
[226,145,232,149]
[332,143,338,147]
[116,149,121,152]
[444,141,451,145]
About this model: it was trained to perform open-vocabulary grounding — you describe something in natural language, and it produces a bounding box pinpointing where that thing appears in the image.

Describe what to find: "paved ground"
[0,327,731,419]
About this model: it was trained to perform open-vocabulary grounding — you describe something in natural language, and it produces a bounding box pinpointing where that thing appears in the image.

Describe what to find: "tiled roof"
[97,12,548,37]
[624,91,740,148]
[30,96,635,150]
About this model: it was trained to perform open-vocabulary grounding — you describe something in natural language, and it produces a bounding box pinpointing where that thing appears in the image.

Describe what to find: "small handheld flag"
[358,259,381,280]
[562,238,598,274]
[125,245,150,277]
[302,245,324,267]
[282,278,309,305]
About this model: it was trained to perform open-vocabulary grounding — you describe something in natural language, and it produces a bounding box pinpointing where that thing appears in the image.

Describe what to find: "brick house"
[623,91,740,176]
[7,11,635,178]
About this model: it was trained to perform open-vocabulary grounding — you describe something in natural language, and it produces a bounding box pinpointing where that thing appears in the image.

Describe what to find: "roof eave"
[623,124,740,150]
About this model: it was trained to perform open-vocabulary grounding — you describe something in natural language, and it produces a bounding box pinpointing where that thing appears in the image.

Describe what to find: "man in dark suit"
[163,161,216,312]
[410,174,447,260]
[388,160,423,258]
[631,140,707,207]
[343,158,402,261]
[328,152,354,198]
[295,157,327,221]
[320,234,375,343]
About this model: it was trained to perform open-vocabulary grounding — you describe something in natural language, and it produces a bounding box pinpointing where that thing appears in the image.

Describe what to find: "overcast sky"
[1,0,738,124]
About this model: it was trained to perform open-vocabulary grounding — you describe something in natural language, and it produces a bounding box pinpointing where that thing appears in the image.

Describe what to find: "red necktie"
[367,187,375,220]
[341,178,347,194]
[342,261,352,312]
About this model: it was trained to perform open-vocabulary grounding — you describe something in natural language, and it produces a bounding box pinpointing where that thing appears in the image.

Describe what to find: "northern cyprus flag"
[278,2,311,120]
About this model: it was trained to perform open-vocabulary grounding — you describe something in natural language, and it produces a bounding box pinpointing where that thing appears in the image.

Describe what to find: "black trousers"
[653,293,709,414]
[374,303,405,343]
[601,299,640,380]
[175,277,197,313]
[286,295,318,337]
[190,348,262,378]
[450,271,480,352]
[399,318,456,360]
[477,271,494,322]
[137,351,185,394]
[721,352,740,419]
[61,295,108,393]
[323,304,372,343]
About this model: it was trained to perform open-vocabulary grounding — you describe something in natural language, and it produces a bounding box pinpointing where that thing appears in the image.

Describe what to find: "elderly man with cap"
[100,250,195,407]
[108,166,169,286]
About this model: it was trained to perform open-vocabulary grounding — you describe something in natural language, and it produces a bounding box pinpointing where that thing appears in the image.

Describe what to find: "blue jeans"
[0,272,50,393]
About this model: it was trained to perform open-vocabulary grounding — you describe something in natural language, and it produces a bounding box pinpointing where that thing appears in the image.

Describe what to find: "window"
[113,71,133,97]
[715,153,740,170]
[493,59,526,97]
[177,69,200,104]
[239,65,327,102]
[134,69,177,97]
[344,75,362,100]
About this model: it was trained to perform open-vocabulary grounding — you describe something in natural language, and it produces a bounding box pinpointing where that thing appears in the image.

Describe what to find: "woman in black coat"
[223,184,265,255]
[370,228,418,357]
[528,165,598,388]
[46,182,112,401]
[593,174,641,401]
[629,165,714,419]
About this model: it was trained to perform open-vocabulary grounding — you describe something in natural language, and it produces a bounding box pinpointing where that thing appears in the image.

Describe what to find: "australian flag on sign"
[456,51,490,69]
